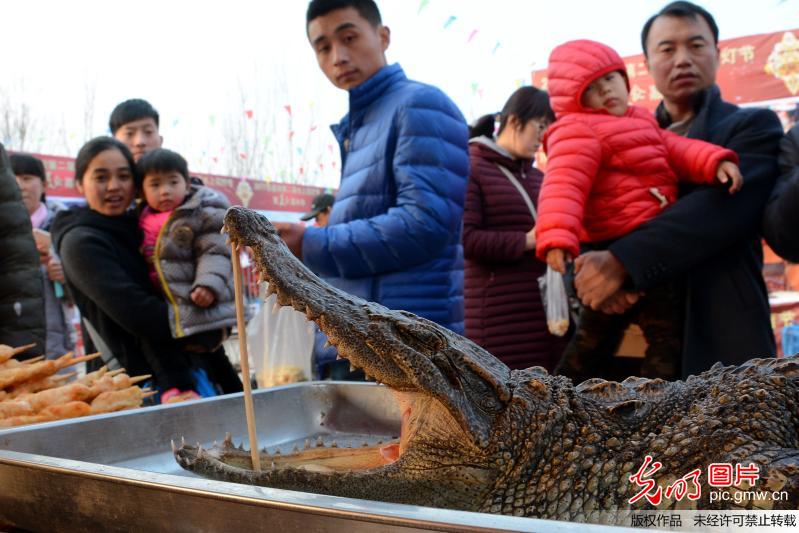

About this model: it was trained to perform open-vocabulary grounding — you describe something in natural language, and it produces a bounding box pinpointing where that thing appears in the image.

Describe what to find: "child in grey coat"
[137,149,244,399]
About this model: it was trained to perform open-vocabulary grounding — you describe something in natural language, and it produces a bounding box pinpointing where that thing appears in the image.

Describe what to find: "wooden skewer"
[11,344,37,356]
[107,368,127,377]
[22,356,45,364]
[141,390,158,399]
[231,241,261,472]
[60,352,102,368]
[129,374,152,385]
[140,387,152,393]
[52,371,77,383]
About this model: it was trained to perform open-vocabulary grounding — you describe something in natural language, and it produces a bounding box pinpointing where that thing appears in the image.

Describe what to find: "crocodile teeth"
[213,440,218,448]
[324,340,332,349]
[181,436,186,447]
[224,433,233,445]
[331,440,338,448]
[197,444,204,457]
[171,439,177,453]
[350,364,356,372]
[316,436,324,447]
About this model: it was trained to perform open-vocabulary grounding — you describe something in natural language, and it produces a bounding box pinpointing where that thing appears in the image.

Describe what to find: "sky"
[1,0,797,188]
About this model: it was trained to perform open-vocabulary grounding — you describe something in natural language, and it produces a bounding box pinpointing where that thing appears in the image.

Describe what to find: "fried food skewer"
[20,383,93,412]
[76,366,108,385]
[0,414,52,428]
[0,399,34,419]
[0,344,36,365]
[40,400,91,420]
[89,386,144,414]
[0,352,101,390]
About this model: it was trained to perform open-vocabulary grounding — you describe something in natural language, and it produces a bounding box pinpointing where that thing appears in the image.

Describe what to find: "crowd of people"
[2,0,799,399]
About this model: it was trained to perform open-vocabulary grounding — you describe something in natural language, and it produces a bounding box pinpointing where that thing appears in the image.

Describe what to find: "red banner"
[31,152,331,213]
[532,28,799,111]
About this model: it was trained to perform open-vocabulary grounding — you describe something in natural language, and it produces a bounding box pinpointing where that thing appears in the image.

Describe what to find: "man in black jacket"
[0,143,45,358]
[572,1,783,377]
[762,124,799,263]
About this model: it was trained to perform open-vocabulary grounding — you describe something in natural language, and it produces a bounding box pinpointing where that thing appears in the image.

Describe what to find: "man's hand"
[598,290,641,314]
[546,248,568,273]
[716,160,743,194]
[190,286,216,308]
[273,222,305,259]
[47,257,65,283]
[574,250,628,310]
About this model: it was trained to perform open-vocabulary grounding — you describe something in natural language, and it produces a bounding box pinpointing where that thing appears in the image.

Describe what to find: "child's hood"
[547,39,630,119]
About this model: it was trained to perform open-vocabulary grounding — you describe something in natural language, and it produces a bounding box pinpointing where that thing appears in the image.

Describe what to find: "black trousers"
[555,283,684,383]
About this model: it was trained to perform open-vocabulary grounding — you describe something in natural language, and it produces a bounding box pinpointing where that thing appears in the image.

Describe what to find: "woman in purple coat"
[464,86,565,370]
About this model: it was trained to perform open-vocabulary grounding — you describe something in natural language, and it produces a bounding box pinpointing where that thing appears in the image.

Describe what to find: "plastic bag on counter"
[538,266,570,337]
[247,283,315,388]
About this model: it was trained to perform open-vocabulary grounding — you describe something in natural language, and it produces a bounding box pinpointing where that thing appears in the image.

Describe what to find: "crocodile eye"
[465,375,503,414]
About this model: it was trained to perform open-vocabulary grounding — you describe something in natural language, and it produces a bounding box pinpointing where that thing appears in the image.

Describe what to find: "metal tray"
[0,382,633,532]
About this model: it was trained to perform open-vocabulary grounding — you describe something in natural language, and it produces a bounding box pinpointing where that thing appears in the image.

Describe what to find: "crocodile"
[174,206,799,521]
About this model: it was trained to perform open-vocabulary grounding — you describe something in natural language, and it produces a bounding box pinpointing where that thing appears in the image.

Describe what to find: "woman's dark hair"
[641,1,719,57]
[470,86,555,138]
[75,137,136,184]
[109,98,160,134]
[306,0,381,29]
[10,153,48,202]
[135,148,190,188]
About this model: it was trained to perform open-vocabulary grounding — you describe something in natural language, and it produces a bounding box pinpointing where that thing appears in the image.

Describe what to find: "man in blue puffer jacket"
[278,0,468,378]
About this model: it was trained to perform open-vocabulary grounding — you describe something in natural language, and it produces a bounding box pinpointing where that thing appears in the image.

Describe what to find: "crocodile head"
[174,208,799,518]
[174,206,523,510]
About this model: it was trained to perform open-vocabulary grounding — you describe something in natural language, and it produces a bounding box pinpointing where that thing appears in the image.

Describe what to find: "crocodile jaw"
[222,206,511,446]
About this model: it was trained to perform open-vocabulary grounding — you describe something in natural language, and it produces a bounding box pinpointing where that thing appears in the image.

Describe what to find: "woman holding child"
[51,137,241,400]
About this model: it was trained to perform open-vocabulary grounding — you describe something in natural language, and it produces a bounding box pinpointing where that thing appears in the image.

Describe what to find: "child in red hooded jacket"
[536,39,741,381]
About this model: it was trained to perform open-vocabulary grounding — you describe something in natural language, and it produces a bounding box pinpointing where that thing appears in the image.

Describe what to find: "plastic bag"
[538,266,570,336]
[247,283,315,388]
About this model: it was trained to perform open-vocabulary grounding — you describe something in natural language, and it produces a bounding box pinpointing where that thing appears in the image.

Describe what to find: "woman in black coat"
[51,138,201,395]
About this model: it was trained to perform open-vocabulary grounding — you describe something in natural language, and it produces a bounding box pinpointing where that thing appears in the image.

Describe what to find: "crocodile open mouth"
[173,389,431,476]
[171,208,518,511]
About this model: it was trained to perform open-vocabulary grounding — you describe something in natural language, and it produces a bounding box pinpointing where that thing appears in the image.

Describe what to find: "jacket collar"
[655,85,720,134]
[469,136,532,175]
[348,63,405,112]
